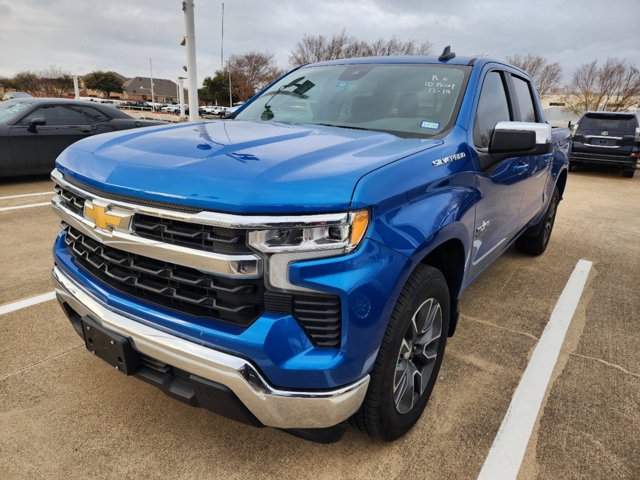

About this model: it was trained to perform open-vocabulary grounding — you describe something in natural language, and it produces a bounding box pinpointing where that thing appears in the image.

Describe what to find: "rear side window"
[579,114,637,132]
[473,71,511,148]
[511,76,537,122]
[21,105,87,125]
[79,106,111,124]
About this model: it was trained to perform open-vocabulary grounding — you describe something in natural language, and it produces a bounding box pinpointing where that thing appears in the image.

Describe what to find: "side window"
[511,76,537,123]
[473,72,511,148]
[79,106,110,124]
[21,105,87,125]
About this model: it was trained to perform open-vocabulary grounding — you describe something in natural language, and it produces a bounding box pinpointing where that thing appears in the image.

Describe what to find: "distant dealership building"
[121,77,186,104]
[81,74,186,104]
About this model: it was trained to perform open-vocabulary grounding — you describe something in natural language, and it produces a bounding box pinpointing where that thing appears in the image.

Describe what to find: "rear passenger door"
[468,70,529,278]
[507,74,551,226]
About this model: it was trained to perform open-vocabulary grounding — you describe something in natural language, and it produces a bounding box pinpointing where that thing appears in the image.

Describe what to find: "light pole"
[222,2,232,108]
[182,0,199,121]
[177,76,186,119]
[149,58,156,110]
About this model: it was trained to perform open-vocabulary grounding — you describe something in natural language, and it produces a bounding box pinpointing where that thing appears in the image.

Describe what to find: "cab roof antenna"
[438,45,456,62]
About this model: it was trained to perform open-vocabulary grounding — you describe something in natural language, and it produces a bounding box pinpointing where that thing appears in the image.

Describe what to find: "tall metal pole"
[149,58,155,110]
[222,2,232,108]
[73,76,80,99]
[183,0,199,121]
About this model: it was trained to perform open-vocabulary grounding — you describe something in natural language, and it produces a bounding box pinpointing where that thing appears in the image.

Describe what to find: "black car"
[570,111,639,178]
[0,98,165,177]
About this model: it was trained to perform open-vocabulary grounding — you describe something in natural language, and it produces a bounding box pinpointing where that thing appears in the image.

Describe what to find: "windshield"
[0,101,32,124]
[235,63,470,138]
[579,114,637,132]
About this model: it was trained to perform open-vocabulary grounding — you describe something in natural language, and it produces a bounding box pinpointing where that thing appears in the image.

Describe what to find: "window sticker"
[424,74,457,95]
[335,81,349,88]
[420,120,440,130]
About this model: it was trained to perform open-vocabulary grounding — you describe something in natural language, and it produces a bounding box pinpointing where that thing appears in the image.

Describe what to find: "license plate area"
[81,316,139,375]
[592,138,615,146]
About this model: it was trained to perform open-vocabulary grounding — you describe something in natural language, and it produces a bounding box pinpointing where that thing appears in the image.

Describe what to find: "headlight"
[571,124,579,138]
[248,210,369,254]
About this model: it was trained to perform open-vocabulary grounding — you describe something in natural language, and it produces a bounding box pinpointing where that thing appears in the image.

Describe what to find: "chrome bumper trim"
[52,266,369,429]
[51,169,349,229]
[51,196,263,279]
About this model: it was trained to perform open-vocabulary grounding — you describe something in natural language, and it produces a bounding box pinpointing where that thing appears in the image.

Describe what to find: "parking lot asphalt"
[0,167,638,480]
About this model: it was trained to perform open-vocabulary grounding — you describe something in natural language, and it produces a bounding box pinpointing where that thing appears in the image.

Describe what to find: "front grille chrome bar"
[51,169,349,229]
[51,195,263,279]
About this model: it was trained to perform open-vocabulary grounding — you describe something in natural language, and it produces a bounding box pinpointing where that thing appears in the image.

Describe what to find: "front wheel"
[352,264,449,441]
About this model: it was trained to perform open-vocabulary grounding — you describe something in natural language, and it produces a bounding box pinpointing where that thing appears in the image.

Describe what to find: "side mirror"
[27,117,46,132]
[489,121,552,156]
[221,110,235,119]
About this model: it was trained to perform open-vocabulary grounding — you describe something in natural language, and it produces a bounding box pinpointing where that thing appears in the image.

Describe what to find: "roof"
[583,111,638,116]
[123,77,180,98]
[304,55,530,78]
[6,98,130,118]
[307,55,478,67]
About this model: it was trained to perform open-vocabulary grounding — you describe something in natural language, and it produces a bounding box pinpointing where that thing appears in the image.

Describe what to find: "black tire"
[622,169,635,178]
[352,264,449,441]
[516,187,560,256]
[568,162,575,172]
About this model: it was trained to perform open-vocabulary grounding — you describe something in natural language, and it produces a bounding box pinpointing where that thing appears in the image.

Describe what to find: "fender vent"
[292,295,342,349]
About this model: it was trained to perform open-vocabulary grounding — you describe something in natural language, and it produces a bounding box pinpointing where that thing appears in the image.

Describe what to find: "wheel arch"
[556,168,568,199]
[418,238,466,337]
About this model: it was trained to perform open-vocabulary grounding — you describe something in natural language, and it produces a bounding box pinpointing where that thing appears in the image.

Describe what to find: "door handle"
[80,127,92,133]
[513,163,529,174]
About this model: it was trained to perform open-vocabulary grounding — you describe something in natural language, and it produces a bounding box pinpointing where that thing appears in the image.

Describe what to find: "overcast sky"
[1,0,638,85]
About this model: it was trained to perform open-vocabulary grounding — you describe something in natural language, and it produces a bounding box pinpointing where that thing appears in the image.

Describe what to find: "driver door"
[468,70,529,278]
[9,104,93,175]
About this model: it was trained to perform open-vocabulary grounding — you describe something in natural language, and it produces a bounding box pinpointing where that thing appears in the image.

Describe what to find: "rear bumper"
[570,150,638,168]
[52,265,369,429]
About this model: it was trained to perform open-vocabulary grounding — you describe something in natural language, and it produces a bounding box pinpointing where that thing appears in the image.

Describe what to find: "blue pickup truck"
[51,52,570,442]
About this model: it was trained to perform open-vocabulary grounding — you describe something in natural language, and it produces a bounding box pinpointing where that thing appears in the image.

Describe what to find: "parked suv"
[570,111,640,178]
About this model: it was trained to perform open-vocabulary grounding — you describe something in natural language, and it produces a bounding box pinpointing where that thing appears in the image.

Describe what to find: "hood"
[56,120,441,213]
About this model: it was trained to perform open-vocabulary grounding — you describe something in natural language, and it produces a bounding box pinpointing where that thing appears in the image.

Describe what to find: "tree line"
[3,31,639,116]
[202,32,640,115]
[0,68,126,99]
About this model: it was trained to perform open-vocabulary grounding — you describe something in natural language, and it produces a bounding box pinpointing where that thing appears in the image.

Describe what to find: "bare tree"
[563,58,640,115]
[289,31,432,66]
[226,51,283,101]
[38,66,74,98]
[12,72,41,95]
[507,54,562,99]
[9,66,73,97]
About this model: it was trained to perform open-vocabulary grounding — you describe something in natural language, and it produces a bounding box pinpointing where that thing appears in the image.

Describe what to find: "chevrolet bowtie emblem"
[84,201,130,231]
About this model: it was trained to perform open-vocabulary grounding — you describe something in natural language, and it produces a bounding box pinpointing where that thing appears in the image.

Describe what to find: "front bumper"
[53,265,369,429]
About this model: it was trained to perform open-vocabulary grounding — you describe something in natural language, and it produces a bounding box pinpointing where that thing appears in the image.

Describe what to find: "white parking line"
[0,291,57,316]
[477,259,593,480]
[0,191,51,201]
[0,202,50,212]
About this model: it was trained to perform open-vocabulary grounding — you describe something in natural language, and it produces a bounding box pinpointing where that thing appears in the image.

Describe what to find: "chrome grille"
[134,214,251,254]
[54,185,85,216]
[63,226,264,326]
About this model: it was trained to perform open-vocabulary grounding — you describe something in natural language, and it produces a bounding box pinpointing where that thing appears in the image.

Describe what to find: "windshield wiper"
[261,77,313,120]
[312,123,373,132]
